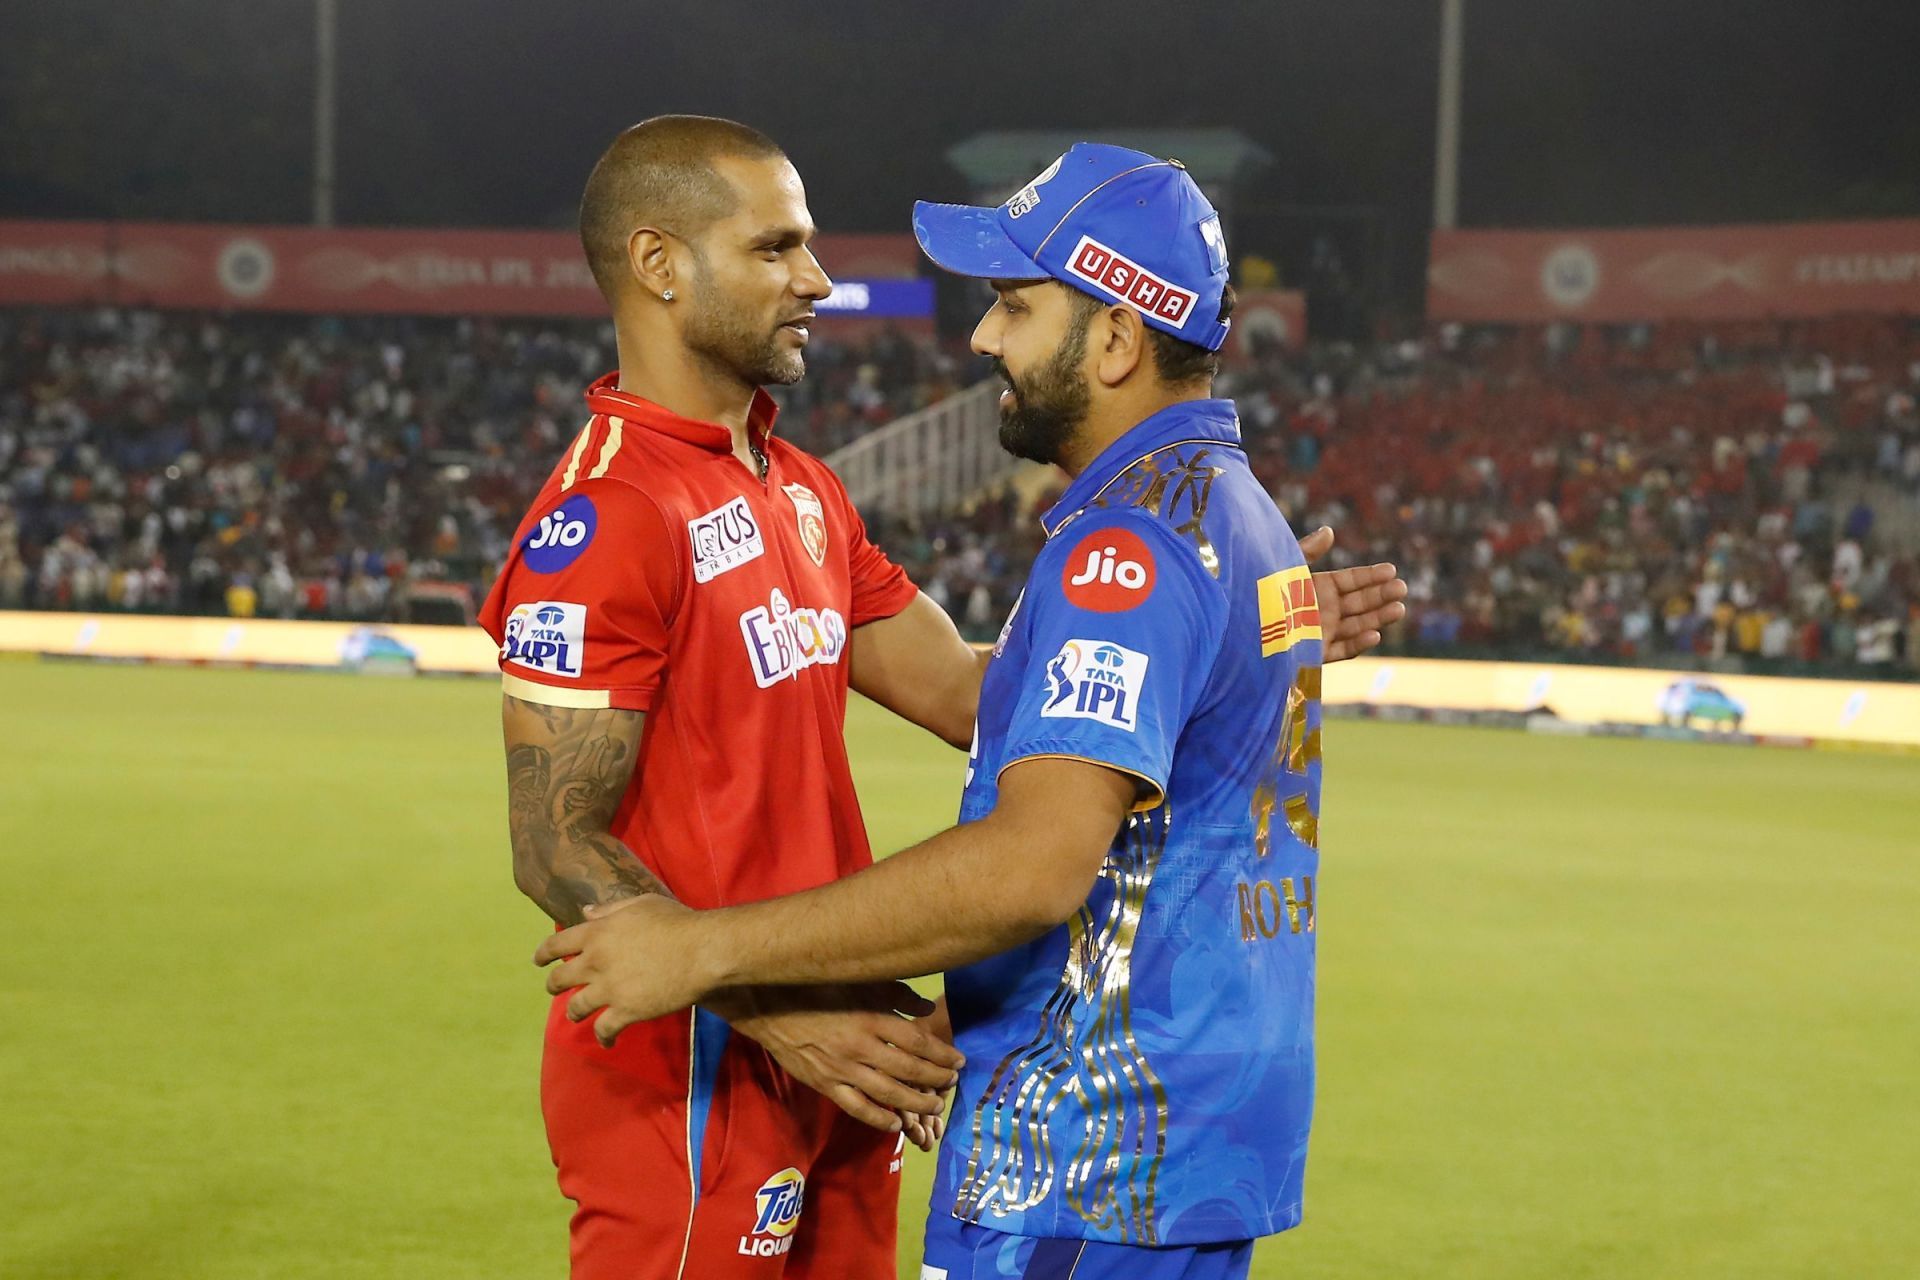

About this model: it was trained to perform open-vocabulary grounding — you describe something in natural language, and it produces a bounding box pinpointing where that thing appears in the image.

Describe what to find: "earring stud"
[662,289,675,302]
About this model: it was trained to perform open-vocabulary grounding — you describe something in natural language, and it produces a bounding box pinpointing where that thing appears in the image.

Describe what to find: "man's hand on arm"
[1299,525,1408,661]
[849,590,989,749]
[702,981,960,1135]
[502,694,957,1127]
[534,756,1138,1044]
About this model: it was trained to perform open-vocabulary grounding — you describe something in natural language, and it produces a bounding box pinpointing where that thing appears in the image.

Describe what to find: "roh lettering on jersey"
[1064,235,1198,326]
[689,496,765,583]
[1235,875,1316,942]
[737,1167,804,1257]
[501,601,586,679]
[521,495,597,574]
[782,482,829,568]
[740,588,847,687]
[1061,527,1157,612]
[1040,638,1149,732]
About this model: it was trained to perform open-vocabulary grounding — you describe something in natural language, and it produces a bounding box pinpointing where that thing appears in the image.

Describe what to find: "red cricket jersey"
[479,374,918,916]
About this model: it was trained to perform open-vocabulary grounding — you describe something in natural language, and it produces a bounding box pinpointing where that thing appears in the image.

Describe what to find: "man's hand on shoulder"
[1299,525,1408,662]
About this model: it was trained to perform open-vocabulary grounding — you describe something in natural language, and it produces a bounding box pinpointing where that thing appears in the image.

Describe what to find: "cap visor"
[912,201,1046,280]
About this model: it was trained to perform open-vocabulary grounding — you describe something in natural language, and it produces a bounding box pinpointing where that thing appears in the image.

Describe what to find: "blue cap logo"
[912,141,1232,351]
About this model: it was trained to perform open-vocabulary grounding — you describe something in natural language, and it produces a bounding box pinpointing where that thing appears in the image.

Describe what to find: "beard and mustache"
[669,257,1096,468]
[675,247,813,389]
[993,305,1093,466]
[681,295,810,388]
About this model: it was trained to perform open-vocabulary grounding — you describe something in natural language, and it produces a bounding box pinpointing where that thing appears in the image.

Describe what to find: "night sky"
[4,0,1918,309]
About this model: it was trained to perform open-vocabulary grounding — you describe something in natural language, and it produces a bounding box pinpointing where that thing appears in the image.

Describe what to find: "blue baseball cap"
[913,142,1232,351]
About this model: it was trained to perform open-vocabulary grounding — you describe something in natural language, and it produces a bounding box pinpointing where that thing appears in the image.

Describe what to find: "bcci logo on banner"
[501,600,586,679]
[1257,566,1322,657]
[1064,235,1197,325]
[738,1167,804,1257]
[1040,638,1149,732]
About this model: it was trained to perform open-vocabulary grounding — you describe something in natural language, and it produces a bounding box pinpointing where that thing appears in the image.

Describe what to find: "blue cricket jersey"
[932,398,1325,1247]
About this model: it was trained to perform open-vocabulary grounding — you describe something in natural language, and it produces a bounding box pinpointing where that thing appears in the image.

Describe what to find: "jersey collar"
[583,372,780,454]
[1040,397,1243,538]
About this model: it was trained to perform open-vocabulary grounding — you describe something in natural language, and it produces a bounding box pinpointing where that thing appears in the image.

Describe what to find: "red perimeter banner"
[1428,220,1920,323]
[0,220,922,318]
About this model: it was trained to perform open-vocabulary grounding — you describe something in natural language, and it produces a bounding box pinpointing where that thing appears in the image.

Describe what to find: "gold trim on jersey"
[996,752,1164,813]
[1050,440,1229,581]
[500,672,613,709]
[952,806,1172,1245]
[587,416,625,481]
[560,418,595,491]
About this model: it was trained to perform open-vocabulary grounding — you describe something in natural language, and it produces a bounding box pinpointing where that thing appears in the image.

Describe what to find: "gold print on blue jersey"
[953,807,1171,1245]
[1252,667,1323,857]
[1236,876,1316,941]
[1089,444,1227,579]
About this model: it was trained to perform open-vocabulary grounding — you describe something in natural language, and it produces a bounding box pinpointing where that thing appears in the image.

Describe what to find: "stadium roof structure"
[946,128,1272,195]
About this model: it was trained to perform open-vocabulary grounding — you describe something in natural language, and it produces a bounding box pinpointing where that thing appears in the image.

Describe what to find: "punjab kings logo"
[738,1167,805,1257]
[782,482,828,567]
[1064,235,1198,326]
[1061,526,1156,612]
[1257,565,1322,657]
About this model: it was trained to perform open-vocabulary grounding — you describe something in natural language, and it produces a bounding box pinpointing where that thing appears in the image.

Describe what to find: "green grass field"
[1,661,1916,1279]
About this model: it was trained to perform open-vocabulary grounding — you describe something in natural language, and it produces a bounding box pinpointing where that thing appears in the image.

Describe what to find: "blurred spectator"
[4,305,1916,679]
[0,307,959,624]
[897,313,1920,678]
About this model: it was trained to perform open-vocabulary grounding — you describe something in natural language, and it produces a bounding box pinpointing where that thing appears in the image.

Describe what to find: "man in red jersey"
[485,116,1404,1280]
[480,116,974,1280]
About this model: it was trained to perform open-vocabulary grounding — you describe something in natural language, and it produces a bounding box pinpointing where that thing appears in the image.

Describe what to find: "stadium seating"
[2,306,1915,674]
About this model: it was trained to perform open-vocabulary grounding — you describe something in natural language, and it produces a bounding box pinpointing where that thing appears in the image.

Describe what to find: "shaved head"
[579,114,785,299]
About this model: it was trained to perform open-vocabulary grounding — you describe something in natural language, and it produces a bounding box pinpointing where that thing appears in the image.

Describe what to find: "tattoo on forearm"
[503,698,673,925]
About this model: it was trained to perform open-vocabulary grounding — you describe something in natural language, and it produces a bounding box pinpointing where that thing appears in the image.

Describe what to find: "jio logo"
[523,495,597,573]
[1060,526,1157,613]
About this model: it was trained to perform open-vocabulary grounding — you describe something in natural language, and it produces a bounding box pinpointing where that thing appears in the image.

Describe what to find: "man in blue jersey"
[537,142,1401,1279]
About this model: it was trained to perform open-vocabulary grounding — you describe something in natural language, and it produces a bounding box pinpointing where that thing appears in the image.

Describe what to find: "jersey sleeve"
[816,462,918,626]
[479,478,682,712]
[997,511,1228,810]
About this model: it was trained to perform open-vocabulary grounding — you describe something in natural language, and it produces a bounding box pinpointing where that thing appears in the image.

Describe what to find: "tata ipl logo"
[501,601,585,679]
[1040,638,1146,731]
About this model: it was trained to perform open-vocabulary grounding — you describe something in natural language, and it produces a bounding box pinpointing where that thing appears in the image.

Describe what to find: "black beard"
[681,296,805,388]
[995,311,1091,465]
